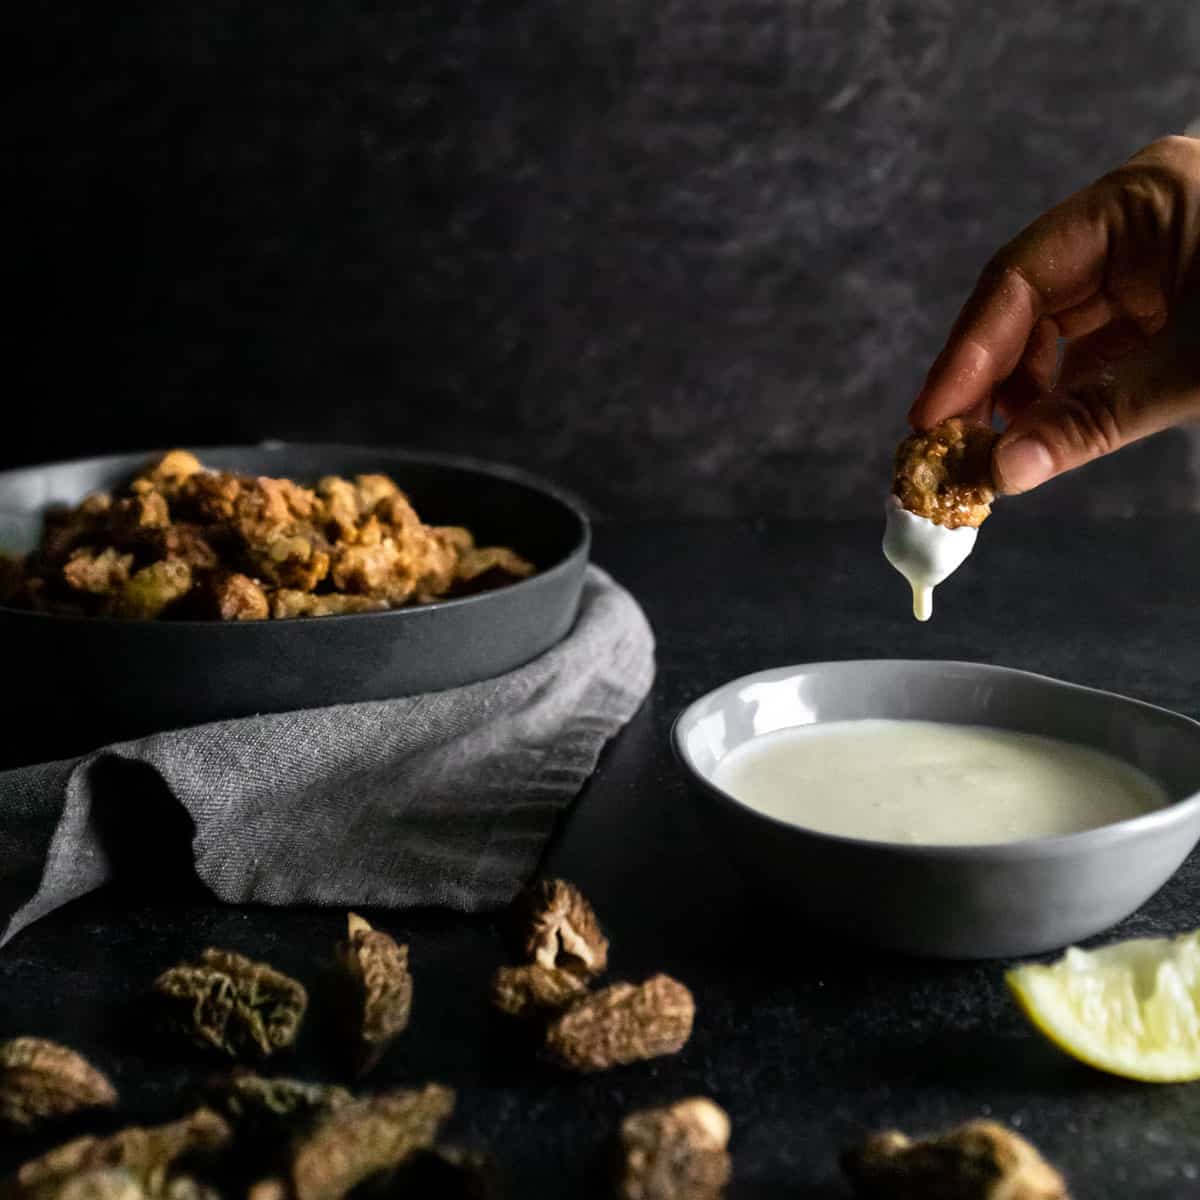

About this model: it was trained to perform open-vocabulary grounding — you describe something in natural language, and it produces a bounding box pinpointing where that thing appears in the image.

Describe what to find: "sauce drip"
[882,495,977,621]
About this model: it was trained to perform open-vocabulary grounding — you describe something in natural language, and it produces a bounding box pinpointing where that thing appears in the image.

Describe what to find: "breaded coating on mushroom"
[892,418,998,530]
[5,450,536,621]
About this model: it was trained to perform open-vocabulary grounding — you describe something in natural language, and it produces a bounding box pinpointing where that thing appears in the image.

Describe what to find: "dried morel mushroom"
[336,914,413,1075]
[544,975,694,1072]
[257,1084,456,1200]
[14,1108,233,1197]
[30,1170,220,1200]
[512,878,609,978]
[154,948,308,1059]
[28,1168,145,1200]
[205,1069,352,1138]
[892,418,997,530]
[489,964,587,1021]
[841,1119,1069,1200]
[618,1097,732,1200]
[0,1037,117,1131]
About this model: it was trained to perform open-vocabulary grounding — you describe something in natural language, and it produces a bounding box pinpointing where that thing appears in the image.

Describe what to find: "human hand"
[908,136,1200,495]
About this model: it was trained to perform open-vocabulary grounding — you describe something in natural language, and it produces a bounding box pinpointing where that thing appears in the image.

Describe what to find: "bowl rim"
[0,442,591,629]
[671,658,1200,860]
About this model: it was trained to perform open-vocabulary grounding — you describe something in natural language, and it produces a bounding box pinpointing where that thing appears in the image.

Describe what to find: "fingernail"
[994,436,1054,494]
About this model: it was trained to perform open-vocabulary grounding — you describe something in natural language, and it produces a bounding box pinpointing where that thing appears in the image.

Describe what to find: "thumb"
[991,318,1200,495]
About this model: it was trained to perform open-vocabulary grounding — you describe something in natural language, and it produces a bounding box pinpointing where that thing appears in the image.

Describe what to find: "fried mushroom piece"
[216,476,330,591]
[842,1120,1069,1200]
[246,535,330,592]
[131,450,205,499]
[12,451,537,620]
[107,492,172,541]
[156,524,221,572]
[107,561,193,620]
[270,591,390,620]
[315,476,362,542]
[176,471,244,524]
[453,546,535,594]
[355,474,402,514]
[209,573,270,622]
[892,418,997,530]
[62,548,134,596]
[38,493,113,566]
[328,512,459,606]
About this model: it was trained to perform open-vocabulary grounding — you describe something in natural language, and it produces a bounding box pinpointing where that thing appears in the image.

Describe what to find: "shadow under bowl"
[672,660,1200,960]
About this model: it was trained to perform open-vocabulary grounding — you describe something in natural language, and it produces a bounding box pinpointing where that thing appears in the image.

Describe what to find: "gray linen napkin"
[0,566,654,946]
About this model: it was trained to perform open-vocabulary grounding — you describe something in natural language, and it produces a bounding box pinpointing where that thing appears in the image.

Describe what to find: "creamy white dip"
[712,719,1167,845]
[882,495,977,621]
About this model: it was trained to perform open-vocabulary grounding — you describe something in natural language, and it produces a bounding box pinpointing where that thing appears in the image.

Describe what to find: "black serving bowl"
[0,444,590,765]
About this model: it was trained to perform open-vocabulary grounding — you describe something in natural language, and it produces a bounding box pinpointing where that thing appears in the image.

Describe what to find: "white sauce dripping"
[882,495,977,621]
[712,720,1168,846]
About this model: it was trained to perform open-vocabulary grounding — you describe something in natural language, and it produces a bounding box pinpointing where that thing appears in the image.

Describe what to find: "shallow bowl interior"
[673,660,1200,958]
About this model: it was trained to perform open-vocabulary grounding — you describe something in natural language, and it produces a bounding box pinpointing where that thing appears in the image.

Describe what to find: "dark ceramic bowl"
[673,660,1200,960]
[0,444,589,764]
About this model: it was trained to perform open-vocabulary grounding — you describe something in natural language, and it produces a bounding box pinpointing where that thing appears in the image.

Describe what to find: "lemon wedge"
[1007,931,1200,1081]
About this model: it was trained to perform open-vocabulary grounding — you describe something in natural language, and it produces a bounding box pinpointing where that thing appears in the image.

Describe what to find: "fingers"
[909,203,1111,429]
[910,136,1199,431]
[991,311,1200,494]
[992,317,1061,423]
[1057,319,1152,386]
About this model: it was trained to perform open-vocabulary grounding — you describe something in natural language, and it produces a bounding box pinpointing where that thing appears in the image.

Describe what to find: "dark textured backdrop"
[7,1,1200,516]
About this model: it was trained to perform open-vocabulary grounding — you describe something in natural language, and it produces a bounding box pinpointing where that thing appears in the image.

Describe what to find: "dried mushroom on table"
[335,914,413,1076]
[617,1097,732,1200]
[510,878,609,978]
[1,898,719,1200]
[489,963,588,1020]
[544,975,695,1073]
[21,1168,220,1200]
[492,878,697,1074]
[250,1084,456,1200]
[204,1069,352,1141]
[0,450,535,620]
[12,1109,232,1200]
[842,1119,1070,1199]
[0,1038,117,1132]
[153,949,308,1060]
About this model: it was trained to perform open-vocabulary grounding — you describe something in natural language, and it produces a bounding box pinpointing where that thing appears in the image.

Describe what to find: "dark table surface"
[5,517,1200,1198]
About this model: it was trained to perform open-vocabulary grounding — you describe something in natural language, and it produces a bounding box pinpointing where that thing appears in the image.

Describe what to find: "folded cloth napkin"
[0,566,654,947]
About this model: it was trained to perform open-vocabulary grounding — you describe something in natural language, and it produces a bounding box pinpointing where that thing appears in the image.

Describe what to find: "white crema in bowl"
[712,719,1168,846]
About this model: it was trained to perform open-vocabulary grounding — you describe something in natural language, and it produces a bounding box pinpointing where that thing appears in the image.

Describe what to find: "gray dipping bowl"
[672,660,1200,960]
